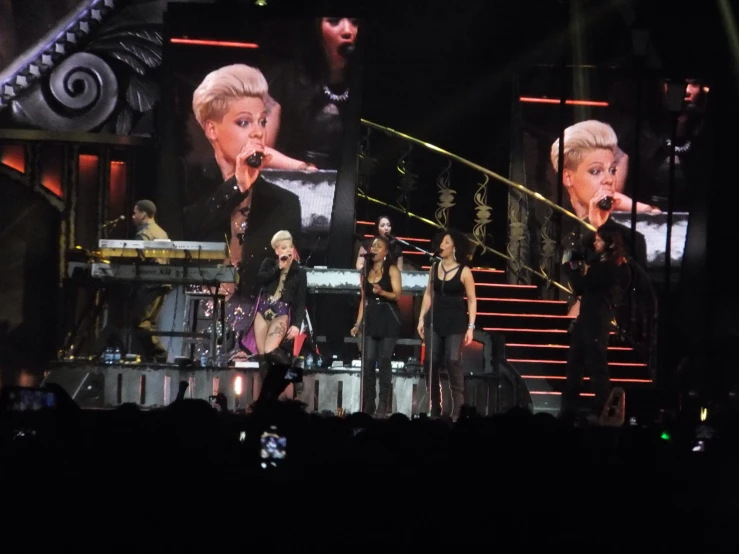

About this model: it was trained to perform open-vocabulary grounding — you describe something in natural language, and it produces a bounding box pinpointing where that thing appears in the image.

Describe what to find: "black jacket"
[182,174,301,296]
[566,257,631,330]
[257,258,308,329]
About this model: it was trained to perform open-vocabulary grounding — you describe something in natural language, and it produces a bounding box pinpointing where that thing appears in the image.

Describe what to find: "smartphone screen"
[2,387,57,412]
[260,425,287,468]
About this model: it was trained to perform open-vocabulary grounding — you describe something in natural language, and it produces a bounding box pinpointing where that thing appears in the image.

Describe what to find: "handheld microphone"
[338,43,355,58]
[279,254,291,262]
[246,151,264,168]
[100,215,125,228]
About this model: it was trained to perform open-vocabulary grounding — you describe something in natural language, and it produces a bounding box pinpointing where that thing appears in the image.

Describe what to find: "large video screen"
[167,16,361,291]
[518,69,708,272]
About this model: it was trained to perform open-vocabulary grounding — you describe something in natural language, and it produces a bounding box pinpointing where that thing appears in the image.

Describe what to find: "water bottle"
[305,353,313,368]
[103,347,113,365]
[113,347,121,364]
[316,355,323,368]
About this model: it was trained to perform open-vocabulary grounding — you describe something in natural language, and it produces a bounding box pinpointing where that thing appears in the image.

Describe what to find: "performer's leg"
[424,330,443,417]
[586,327,612,418]
[444,333,465,420]
[252,312,269,355]
[264,315,288,355]
[257,315,291,402]
[362,337,379,415]
[560,322,586,418]
[375,337,397,418]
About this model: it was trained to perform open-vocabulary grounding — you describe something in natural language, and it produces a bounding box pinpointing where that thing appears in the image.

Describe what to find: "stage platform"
[42,361,525,417]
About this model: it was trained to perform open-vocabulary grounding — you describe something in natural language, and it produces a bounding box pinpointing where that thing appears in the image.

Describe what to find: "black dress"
[424,265,467,337]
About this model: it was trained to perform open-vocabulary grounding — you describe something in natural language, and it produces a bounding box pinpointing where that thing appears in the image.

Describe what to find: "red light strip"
[521,376,652,383]
[529,391,594,396]
[421,266,504,273]
[476,283,536,289]
[484,328,568,333]
[170,38,259,49]
[476,298,566,304]
[519,96,609,107]
[478,312,573,318]
[508,359,647,366]
[506,343,632,351]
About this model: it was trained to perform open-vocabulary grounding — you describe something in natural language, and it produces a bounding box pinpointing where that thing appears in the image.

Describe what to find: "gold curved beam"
[357,190,572,295]
[360,119,596,233]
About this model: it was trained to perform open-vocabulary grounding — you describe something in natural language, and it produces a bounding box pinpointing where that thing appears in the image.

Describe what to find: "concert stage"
[43,361,527,416]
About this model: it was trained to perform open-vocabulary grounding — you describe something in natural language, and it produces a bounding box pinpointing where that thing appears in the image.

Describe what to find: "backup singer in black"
[350,236,402,418]
[559,225,631,421]
[417,230,477,420]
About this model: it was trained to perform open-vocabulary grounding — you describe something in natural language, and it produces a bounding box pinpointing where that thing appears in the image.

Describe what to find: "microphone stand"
[391,236,440,415]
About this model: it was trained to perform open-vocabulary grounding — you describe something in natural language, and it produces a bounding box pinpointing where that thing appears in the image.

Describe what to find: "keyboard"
[306,268,428,295]
[97,240,227,261]
[90,262,237,284]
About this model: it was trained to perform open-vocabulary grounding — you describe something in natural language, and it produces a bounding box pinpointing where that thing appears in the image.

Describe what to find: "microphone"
[386,233,396,242]
[338,43,355,58]
[361,252,374,259]
[279,254,292,262]
[100,215,125,228]
[246,151,264,168]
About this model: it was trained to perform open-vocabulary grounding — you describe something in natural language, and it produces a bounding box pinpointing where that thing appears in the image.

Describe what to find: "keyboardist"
[129,199,170,362]
[93,200,170,362]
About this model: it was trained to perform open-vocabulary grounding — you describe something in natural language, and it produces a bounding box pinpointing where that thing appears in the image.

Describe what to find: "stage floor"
[42,361,508,417]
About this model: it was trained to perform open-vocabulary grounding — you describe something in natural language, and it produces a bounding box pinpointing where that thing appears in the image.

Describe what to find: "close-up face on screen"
[168,15,362,274]
[519,72,708,273]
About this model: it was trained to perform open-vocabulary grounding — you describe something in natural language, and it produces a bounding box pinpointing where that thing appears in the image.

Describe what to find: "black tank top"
[363,266,401,338]
[426,264,467,336]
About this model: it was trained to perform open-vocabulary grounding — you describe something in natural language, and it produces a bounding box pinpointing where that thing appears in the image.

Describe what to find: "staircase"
[357,222,653,414]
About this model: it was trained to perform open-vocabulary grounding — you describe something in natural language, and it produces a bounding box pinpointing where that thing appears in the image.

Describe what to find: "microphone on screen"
[246,151,264,168]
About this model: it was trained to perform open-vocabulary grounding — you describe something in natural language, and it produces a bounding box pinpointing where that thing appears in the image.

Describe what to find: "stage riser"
[44,367,503,417]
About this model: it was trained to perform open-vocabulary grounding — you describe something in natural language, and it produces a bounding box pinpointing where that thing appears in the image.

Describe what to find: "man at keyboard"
[129,200,169,362]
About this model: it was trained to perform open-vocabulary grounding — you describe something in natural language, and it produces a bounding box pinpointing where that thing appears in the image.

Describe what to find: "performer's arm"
[256,257,279,286]
[461,266,477,345]
[350,274,365,337]
[182,176,248,237]
[416,267,433,339]
[356,246,367,270]
[290,267,308,331]
[376,265,402,302]
[396,256,404,271]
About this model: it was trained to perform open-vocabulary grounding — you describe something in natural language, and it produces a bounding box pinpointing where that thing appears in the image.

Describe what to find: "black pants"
[361,336,397,417]
[424,331,464,418]
[561,320,611,417]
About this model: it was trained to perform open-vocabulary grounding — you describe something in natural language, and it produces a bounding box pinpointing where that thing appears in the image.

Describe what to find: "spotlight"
[255,0,268,6]
[234,375,243,411]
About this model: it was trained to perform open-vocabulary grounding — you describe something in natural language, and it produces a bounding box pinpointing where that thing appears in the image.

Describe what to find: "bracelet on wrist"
[468,324,475,329]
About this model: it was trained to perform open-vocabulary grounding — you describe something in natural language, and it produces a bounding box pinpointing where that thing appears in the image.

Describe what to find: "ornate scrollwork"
[0,0,119,110]
[472,173,491,247]
[10,52,118,132]
[434,160,455,229]
[507,189,531,285]
[396,144,417,211]
[539,206,559,298]
[2,0,162,134]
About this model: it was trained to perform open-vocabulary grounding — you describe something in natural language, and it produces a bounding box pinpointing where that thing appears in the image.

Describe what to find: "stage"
[42,360,526,416]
